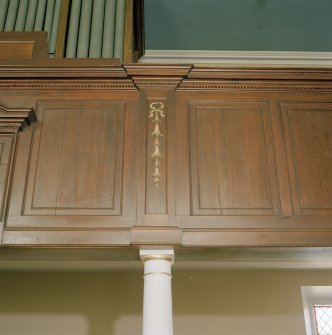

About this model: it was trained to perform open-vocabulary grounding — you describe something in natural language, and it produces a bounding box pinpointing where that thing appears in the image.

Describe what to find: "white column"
[140,249,175,335]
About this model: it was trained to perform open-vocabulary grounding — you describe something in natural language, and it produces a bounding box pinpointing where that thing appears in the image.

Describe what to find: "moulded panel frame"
[5,99,136,230]
[188,100,281,216]
[280,102,332,216]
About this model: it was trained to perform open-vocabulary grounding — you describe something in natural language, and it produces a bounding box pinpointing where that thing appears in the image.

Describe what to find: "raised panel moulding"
[280,102,332,216]
[188,101,280,216]
[140,50,332,66]
[23,100,124,216]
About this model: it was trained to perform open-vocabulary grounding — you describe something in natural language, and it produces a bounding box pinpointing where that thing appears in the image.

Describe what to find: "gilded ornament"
[149,102,165,186]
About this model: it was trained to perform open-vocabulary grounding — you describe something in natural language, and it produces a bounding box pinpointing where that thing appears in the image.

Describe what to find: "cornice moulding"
[0,79,137,90]
[140,49,332,67]
[178,80,332,92]
[0,59,126,78]
[0,104,36,131]
[124,64,192,76]
[132,76,184,89]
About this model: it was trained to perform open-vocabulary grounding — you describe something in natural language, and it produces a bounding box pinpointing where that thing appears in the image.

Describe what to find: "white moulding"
[139,49,332,67]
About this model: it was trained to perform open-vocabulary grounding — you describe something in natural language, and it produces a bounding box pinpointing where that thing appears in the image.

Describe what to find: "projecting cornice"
[124,64,192,89]
[0,79,137,90]
[177,80,332,92]
[1,61,332,92]
[0,104,36,131]
[187,66,332,80]
[0,59,127,78]
[125,65,332,92]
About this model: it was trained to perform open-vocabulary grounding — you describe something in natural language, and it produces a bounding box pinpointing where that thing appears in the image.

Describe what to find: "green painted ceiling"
[145,0,332,51]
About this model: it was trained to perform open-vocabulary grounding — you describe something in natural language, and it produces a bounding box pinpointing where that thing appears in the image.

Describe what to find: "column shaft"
[140,250,174,335]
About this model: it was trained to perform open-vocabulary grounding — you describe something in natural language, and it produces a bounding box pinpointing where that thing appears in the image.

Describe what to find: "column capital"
[139,248,175,264]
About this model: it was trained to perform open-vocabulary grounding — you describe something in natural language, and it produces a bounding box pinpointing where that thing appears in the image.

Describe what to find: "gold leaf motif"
[149,102,165,186]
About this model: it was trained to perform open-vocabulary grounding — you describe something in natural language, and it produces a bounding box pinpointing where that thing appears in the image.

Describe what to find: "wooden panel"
[24,101,124,216]
[0,32,48,59]
[0,135,13,220]
[56,107,118,212]
[5,99,133,232]
[27,106,65,214]
[281,103,332,215]
[189,101,280,216]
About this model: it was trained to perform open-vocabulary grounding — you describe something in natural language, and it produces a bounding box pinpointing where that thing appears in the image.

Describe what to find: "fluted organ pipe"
[49,0,62,54]
[89,0,105,58]
[25,0,39,31]
[34,0,47,31]
[4,0,20,31]
[102,0,116,57]
[0,0,10,31]
[44,0,56,44]
[15,0,29,31]
[113,0,125,61]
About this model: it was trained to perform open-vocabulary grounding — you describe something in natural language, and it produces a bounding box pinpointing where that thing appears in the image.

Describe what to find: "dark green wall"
[144,0,332,51]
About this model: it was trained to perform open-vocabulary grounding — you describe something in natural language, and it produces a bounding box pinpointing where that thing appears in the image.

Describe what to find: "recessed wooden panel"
[189,101,280,216]
[281,103,332,215]
[24,101,124,216]
[0,135,13,220]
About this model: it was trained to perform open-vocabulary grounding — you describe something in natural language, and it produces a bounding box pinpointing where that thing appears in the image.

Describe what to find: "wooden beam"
[123,0,133,63]
[55,0,71,58]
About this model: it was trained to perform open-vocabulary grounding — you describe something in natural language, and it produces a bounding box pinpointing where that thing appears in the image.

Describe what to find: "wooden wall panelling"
[175,98,281,227]
[174,97,191,218]
[135,88,173,225]
[26,101,124,216]
[269,100,294,217]
[0,32,49,60]
[175,79,332,246]
[0,104,36,244]
[1,61,332,248]
[3,97,138,246]
[130,78,182,246]
[281,102,332,216]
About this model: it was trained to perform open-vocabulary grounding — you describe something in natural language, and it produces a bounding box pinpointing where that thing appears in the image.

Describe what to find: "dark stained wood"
[182,230,332,247]
[3,230,130,246]
[174,88,332,241]
[124,0,134,63]
[24,101,124,215]
[0,32,48,60]
[124,64,192,77]
[188,66,332,81]
[269,101,293,217]
[130,226,182,245]
[55,0,71,58]
[135,85,178,229]
[145,98,168,214]
[0,53,332,248]
[190,106,221,214]
[0,59,126,79]
[0,135,13,221]
[56,103,122,213]
[0,104,36,131]
[188,101,279,216]
[281,103,332,215]
[0,103,36,229]
[7,100,129,228]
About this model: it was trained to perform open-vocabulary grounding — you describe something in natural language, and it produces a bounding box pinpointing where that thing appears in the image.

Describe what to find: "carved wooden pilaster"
[0,104,36,225]
[127,67,187,244]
